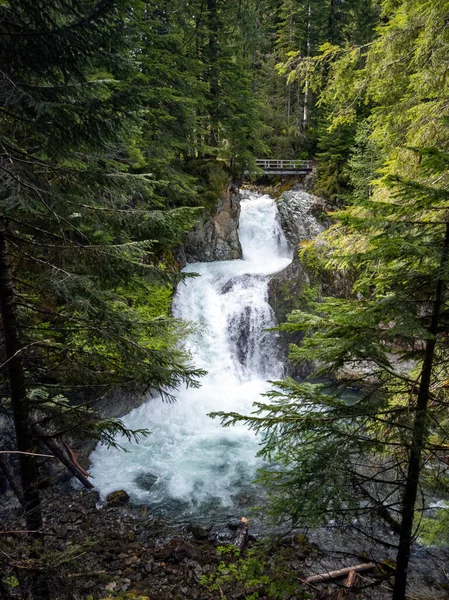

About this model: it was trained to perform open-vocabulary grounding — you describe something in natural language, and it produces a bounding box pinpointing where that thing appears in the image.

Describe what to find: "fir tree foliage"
[215,2,449,596]
[214,141,449,598]
[0,0,205,471]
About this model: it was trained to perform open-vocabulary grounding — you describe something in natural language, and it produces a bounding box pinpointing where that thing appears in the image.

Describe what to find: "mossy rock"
[106,490,130,507]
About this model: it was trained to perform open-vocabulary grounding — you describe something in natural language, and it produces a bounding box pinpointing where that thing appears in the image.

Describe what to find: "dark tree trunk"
[392,222,449,600]
[0,454,25,507]
[0,220,43,534]
[206,0,219,148]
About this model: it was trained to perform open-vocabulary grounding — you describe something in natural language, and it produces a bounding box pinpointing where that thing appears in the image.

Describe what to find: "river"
[89,192,292,527]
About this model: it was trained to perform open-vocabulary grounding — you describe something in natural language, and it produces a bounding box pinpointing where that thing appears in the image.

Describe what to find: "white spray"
[90,193,292,522]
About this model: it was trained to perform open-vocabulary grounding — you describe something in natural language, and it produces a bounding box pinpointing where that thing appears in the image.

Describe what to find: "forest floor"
[2,485,448,600]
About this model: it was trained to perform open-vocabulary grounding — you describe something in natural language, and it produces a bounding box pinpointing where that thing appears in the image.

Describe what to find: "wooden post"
[233,517,249,552]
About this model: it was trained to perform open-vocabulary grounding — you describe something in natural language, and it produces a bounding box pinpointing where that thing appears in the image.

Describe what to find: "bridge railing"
[254,159,312,170]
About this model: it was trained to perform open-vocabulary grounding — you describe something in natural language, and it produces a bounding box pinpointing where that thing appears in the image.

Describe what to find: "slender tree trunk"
[392,222,449,600]
[0,220,43,534]
[302,2,312,129]
[207,0,219,149]
[0,454,25,507]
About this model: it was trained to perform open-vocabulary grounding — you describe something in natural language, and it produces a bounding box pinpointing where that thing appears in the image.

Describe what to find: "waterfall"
[90,192,292,524]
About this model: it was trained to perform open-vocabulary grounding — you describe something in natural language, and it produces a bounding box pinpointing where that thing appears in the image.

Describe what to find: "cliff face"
[268,190,327,324]
[276,190,326,247]
[268,190,328,375]
[180,185,242,264]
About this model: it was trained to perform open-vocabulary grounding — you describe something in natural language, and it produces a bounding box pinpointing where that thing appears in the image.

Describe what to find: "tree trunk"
[302,2,312,129]
[0,454,25,507]
[233,517,249,552]
[0,220,43,536]
[207,0,219,149]
[392,222,449,600]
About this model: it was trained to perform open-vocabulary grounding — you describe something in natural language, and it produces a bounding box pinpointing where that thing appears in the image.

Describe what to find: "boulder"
[182,185,242,263]
[275,190,327,247]
[135,472,158,492]
[106,490,130,507]
[188,523,210,541]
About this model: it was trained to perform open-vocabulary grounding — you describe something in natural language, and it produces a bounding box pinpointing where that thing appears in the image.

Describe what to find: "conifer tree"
[0,0,204,550]
[214,143,449,600]
[215,2,449,598]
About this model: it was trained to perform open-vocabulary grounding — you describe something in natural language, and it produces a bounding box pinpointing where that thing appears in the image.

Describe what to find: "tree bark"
[392,222,449,600]
[206,0,219,149]
[302,2,312,129]
[32,425,94,489]
[0,220,43,536]
[0,453,25,507]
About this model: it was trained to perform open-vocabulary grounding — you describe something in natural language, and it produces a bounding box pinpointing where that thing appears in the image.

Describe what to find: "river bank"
[3,480,447,599]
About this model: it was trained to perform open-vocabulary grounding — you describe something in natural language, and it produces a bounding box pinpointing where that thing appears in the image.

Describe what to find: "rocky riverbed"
[2,481,447,599]
[0,484,325,600]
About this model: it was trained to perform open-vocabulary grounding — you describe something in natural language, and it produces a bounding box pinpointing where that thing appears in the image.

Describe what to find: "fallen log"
[32,425,94,490]
[337,570,358,599]
[305,562,376,584]
[233,517,249,552]
[64,442,91,478]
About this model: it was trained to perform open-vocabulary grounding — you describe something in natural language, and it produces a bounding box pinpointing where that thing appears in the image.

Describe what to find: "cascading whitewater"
[90,193,292,522]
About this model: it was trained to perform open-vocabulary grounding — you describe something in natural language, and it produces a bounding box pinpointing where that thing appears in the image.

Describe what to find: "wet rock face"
[182,185,242,263]
[276,190,327,247]
[268,189,327,324]
[268,190,327,375]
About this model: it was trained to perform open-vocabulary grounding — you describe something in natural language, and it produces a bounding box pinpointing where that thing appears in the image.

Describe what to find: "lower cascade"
[90,192,292,524]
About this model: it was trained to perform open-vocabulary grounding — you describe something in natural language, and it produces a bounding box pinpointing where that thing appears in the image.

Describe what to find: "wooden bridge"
[248,159,313,176]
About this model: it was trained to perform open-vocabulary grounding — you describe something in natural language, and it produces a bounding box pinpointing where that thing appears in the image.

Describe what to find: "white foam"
[89,193,292,516]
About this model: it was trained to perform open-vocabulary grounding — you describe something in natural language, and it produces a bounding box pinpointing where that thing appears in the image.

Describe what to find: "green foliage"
[2,576,19,589]
[314,119,357,200]
[261,0,380,166]
[0,0,208,451]
[200,544,307,600]
[418,509,449,547]
[347,120,384,201]
[214,137,449,556]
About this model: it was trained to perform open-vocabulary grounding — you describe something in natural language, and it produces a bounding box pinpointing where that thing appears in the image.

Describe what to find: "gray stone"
[188,523,210,541]
[276,190,327,247]
[144,561,154,573]
[135,472,158,492]
[183,185,242,263]
[227,520,240,531]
